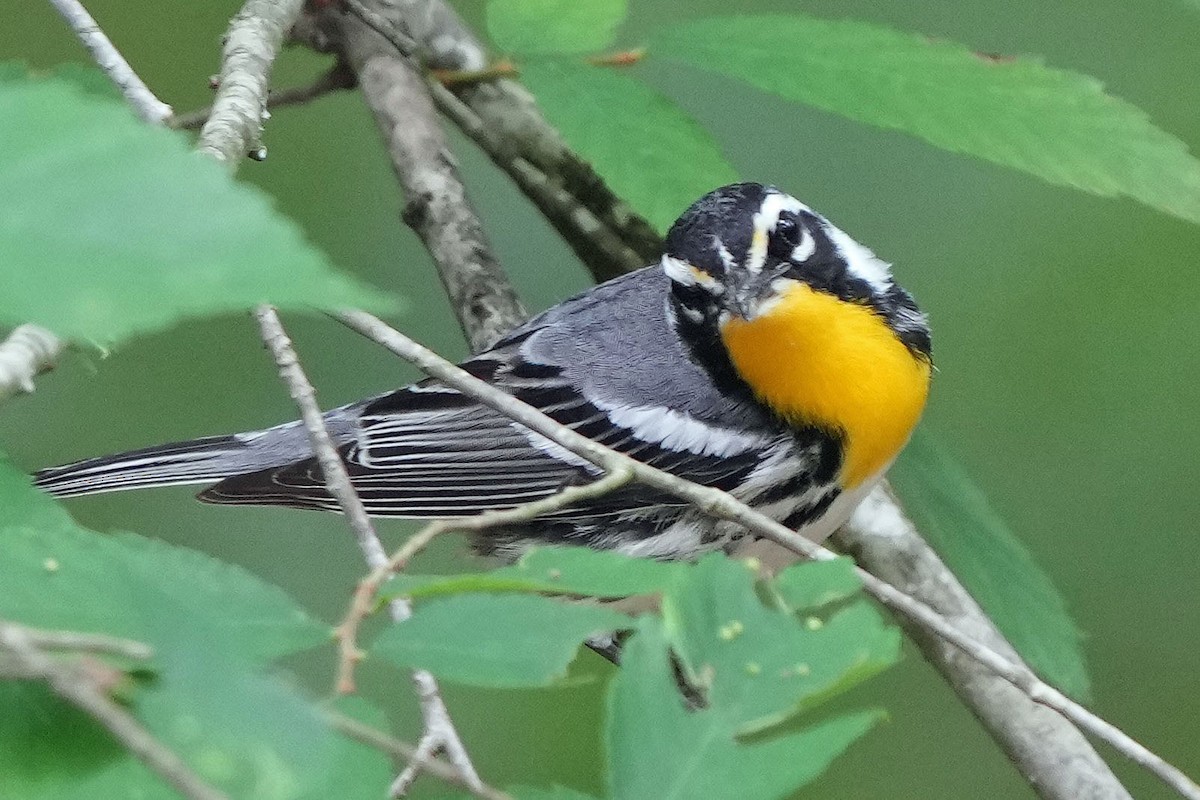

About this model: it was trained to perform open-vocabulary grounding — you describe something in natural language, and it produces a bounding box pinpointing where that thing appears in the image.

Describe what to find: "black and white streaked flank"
[35,183,931,561]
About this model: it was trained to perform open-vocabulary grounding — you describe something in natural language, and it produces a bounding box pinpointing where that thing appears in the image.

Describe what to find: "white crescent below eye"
[790,229,816,263]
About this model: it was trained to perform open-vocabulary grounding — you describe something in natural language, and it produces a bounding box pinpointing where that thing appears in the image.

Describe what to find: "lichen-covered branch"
[0,325,65,403]
[334,0,648,281]
[48,0,173,124]
[326,6,527,350]
[836,487,1132,799]
[196,0,306,165]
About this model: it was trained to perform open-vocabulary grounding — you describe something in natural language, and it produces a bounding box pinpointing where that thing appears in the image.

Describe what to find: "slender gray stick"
[196,0,306,164]
[252,307,485,797]
[47,0,173,124]
[0,619,226,800]
[172,62,356,131]
[327,712,512,800]
[335,308,1200,800]
[0,325,65,402]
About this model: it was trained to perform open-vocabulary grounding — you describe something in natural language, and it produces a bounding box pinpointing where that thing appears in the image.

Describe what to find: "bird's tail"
[33,434,253,498]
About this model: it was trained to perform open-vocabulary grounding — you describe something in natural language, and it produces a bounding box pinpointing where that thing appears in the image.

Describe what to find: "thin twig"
[47,0,173,124]
[172,62,356,131]
[334,308,1200,800]
[327,712,512,800]
[335,468,634,693]
[0,325,65,402]
[253,307,485,796]
[23,628,153,660]
[196,0,307,164]
[0,619,226,800]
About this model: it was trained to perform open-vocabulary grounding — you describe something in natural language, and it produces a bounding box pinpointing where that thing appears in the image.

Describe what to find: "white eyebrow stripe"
[748,192,808,274]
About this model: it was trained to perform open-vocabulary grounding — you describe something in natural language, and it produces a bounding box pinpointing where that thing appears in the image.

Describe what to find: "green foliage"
[663,557,898,735]
[0,70,397,347]
[521,62,739,232]
[377,547,896,797]
[652,15,1200,225]
[891,430,1091,699]
[487,0,628,56]
[383,544,685,600]
[608,618,880,800]
[0,456,394,799]
[371,593,630,687]
[771,557,863,612]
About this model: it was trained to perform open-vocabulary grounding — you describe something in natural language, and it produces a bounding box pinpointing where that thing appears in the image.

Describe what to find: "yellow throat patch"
[720,281,930,489]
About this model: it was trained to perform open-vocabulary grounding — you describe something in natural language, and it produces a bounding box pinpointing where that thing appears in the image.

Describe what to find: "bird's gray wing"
[202,268,789,516]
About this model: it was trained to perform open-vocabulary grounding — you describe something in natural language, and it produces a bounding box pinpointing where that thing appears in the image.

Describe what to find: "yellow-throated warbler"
[35,183,932,559]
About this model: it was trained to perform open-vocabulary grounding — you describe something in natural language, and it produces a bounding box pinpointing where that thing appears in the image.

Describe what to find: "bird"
[34,183,932,561]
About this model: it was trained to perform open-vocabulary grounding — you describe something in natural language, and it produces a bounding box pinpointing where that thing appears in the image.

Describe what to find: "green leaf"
[771,557,862,612]
[487,0,628,56]
[653,16,1200,225]
[371,593,630,687]
[521,62,739,231]
[0,459,327,663]
[0,70,398,347]
[607,617,880,800]
[891,430,1090,698]
[662,556,899,735]
[508,786,602,800]
[383,545,685,601]
[0,456,340,798]
[308,697,396,800]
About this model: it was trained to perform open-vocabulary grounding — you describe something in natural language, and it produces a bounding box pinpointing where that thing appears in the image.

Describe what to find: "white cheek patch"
[821,222,893,292]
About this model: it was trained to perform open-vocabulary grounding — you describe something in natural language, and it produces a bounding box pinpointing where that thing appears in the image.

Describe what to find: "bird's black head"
[661,183,931,359]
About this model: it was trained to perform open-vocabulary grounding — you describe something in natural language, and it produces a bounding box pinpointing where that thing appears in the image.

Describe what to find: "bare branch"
[327,712,512,800]
[253,307,484,795]
[172,62,356,131]
[326,1,527,351]
[196,0,306,165]
[0,325,65,402]
[0,619,226,800]
[48,0,173,124]
[835,488,1132,799]
[384,0,663,266]
[336,0,647,281]
[334,308,1200,800]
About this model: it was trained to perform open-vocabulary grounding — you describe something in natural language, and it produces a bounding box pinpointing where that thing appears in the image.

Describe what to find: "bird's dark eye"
[768,212,801,260]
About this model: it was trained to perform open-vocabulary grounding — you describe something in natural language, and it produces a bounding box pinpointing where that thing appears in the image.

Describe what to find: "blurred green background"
[3,0,1199,797]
